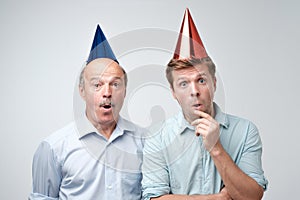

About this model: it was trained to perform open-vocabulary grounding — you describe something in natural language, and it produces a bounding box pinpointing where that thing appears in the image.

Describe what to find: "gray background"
[1,0,299,199]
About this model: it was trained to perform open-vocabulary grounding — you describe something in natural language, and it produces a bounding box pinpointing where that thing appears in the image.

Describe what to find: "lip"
[99,104,114,112]
[192,103,202,110]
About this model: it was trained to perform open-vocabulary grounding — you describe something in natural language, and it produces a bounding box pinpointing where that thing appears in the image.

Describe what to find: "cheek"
[114,88,126,97]
[114,91,125,103]
[92,92,102,103]
[202,83,214,95]
[173,90,187,105]
[208,84,216,97]
[204,87,215,103]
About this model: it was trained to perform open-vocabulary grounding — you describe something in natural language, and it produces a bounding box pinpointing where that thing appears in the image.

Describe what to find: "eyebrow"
[194,72,208,79]
[110,77,122,82]
[89,77,100,82]
[198,72,207,76]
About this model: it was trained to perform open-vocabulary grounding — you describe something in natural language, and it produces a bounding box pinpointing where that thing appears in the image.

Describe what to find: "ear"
[79,85,86,100]
[171,85,177,100]
[213,76,217,92]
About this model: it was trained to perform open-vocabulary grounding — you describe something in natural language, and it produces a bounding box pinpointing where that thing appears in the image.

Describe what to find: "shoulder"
[32,122,76,163]
[42,122,77,149]
[221,114,263,159]
[226,113,258,131]
[222,113,261,147]
[214,103,258,132]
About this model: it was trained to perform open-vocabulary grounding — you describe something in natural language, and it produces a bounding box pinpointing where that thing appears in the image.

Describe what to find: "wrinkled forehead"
[173,64,209,78]
[85,58,124,80]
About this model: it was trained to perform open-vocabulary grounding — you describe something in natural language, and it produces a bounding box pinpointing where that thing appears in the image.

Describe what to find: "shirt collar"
[178,102,229,135]
[213,102,229,129]
[178,111,195,134]
[115,116,136,134]
[75,113,135,140]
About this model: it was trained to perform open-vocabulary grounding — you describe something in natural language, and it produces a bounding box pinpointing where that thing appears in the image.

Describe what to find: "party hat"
[173,8,208,59]
[87,24,118,64]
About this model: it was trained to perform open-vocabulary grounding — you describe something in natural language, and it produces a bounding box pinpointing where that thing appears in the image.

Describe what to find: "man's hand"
[217,187,233,200]
[191,110,220,152]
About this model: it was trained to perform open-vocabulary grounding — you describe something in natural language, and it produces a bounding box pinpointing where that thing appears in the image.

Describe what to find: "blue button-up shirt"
[142,103,268,200]
[29,115,145,200]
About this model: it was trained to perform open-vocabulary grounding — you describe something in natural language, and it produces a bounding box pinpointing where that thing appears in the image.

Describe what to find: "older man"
[29,25,144,200]
[142,9,268,200]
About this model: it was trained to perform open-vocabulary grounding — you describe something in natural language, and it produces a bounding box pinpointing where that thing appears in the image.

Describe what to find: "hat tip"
[96,24,101,31]
[87,24,118,64]
[172,8,208,59]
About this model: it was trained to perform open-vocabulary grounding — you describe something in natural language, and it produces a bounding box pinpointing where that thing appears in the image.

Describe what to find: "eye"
[93,82,102,90]
[179,81,188,88]
[112,81,121,88]
[198,78,206,84]
[94,83,102,88]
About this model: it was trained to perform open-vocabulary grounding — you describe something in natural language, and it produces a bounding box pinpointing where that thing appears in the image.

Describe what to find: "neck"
[95,122,117,139]
[86,112,118,139]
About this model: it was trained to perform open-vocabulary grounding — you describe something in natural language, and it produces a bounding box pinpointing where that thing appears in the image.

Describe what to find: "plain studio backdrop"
[1,0,299,199]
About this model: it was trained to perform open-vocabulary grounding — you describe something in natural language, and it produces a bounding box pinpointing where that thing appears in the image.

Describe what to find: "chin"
[98,118,117,125]
[95,114,115,123]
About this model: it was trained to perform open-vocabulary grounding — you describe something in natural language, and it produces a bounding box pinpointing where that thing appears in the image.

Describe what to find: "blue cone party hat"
[87,24,118,64]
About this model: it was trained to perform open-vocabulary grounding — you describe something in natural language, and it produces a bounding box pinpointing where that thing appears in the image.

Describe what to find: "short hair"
[166,56,216,89]
[79,63,128,88]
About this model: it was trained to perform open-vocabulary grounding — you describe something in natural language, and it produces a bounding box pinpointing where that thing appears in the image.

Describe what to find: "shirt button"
[107,185,112,190]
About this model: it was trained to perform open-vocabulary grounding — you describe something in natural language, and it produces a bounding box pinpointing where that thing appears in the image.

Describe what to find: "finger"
[191,118,210,126]
[196,123,209,131]
[195,126,208,137]
[194,110,212,120]
[191,119,200,126]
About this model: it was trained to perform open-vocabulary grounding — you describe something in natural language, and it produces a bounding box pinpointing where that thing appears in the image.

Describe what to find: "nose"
[190,82,200,97]
[102,84,112,98]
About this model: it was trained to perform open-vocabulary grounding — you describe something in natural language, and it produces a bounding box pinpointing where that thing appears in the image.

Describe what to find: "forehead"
[84,59,124,80]
[173,64,210,79]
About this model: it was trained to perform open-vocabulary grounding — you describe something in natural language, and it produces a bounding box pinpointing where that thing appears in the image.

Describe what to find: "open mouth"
[193,104,202,110]
[99,100,113,110]
[102,104,112,109]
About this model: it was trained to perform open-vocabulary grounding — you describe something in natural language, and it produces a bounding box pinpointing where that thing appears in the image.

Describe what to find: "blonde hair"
[166,56,216,88]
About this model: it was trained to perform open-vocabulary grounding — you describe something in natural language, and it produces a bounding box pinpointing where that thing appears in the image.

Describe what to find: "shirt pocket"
[121,172,142,199]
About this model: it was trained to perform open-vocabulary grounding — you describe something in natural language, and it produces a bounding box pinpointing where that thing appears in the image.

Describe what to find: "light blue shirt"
[29,115,145,200]
[142,103,268,200]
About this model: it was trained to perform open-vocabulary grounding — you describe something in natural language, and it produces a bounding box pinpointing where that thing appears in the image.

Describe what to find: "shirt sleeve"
[28,193,58,200]
[141,132,170,200]
[238,122,268,190]
[29,141,62,199]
